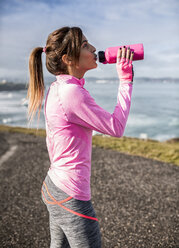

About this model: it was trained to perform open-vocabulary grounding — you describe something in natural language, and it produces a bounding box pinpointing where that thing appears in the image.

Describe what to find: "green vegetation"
[0,124,46,137]
[92,135,179,166]
[0,125,178,166]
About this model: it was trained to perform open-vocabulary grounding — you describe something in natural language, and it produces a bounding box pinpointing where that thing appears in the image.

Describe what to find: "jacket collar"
[56,74,85,87]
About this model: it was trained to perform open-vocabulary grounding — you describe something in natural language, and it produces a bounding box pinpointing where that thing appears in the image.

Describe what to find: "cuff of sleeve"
[120,81,133,85]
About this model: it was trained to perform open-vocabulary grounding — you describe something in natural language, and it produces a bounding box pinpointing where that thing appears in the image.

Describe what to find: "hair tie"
[43,47,46,53]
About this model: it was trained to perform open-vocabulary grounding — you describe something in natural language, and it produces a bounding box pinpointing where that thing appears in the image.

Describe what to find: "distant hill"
[0,77,179,91]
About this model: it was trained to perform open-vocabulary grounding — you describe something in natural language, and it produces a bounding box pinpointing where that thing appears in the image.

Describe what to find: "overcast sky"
[0,0,179,81]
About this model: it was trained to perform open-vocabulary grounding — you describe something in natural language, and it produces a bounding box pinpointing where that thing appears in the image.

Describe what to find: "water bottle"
[98,43,144,64]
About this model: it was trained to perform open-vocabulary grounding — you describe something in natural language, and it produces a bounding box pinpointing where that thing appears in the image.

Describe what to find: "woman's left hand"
[116,46,134,83]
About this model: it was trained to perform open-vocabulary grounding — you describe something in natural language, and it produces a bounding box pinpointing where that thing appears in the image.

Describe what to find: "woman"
[27,26,134,248]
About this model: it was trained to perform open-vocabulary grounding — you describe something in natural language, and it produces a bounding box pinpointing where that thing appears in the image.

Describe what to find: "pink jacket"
[44,74,133,201]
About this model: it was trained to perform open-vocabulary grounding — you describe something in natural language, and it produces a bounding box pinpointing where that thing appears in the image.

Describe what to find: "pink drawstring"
[43,47,46,53]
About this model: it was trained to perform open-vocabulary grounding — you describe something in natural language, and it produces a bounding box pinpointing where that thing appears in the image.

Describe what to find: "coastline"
[0,124,178,166]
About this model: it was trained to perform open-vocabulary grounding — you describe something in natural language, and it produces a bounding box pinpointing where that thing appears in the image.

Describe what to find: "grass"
[0,124,46,137]
[92,135,179,166]
[0,125,179,166]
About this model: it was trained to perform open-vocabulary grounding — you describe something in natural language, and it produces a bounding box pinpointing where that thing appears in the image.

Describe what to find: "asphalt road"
[0,131,178,248]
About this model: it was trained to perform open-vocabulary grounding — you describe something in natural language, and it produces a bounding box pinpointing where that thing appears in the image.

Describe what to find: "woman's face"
[77,34,97,72]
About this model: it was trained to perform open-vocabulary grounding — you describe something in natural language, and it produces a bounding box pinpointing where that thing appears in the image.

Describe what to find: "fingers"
[126,47,130,60]
[117,46,134,64]
[122,46,126,58]
[129,51,134,64]
[117,48,122,63]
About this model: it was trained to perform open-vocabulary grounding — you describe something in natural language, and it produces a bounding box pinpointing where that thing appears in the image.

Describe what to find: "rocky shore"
[0,82,27,91]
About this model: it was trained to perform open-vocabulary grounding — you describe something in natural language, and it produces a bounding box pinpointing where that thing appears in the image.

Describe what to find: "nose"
[90,43,96,53]
[93,47,96,53]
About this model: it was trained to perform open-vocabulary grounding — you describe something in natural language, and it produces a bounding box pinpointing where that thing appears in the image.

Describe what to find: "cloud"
[0,0,179,80]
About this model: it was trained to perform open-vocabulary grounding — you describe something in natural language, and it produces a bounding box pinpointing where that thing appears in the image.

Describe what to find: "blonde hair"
[26,26,83,126]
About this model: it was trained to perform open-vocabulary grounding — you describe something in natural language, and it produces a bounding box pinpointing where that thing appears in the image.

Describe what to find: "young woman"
[27,26,134,248]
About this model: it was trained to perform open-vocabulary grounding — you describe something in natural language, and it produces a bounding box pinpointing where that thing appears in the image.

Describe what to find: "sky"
[0,0,179,81]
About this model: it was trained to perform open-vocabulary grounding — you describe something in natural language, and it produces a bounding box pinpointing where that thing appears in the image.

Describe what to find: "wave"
[127,114,158,127]
[169,118,179,127]
[2,118,12,124]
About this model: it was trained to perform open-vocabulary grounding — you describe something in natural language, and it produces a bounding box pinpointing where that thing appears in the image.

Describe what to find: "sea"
[0,77,179,142]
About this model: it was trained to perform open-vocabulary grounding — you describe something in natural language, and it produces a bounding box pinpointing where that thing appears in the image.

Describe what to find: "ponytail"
[26,26,83,129]
[26,47,45,127]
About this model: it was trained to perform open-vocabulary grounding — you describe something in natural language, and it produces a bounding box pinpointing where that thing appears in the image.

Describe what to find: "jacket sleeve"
[59,82,133,138]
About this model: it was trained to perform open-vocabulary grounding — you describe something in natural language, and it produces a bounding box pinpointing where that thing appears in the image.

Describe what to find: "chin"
[89,67,97,71]
[91,63,98,69]
[85,63,98,72]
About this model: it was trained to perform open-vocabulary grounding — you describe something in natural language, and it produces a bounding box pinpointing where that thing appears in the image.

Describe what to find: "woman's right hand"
[116,46,134,83]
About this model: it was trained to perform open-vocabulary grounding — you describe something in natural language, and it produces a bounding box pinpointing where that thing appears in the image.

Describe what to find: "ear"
[62,54,73,66]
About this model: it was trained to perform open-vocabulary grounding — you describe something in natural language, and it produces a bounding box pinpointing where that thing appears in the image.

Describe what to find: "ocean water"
[0,78,179,141]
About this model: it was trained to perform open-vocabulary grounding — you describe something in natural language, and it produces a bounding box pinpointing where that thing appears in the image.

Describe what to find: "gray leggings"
[41,174,101,248]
